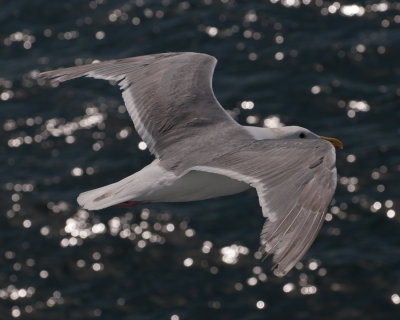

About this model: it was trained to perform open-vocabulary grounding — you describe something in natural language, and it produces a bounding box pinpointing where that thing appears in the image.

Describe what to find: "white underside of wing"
[190,165,278,221]
[146,169,250,202]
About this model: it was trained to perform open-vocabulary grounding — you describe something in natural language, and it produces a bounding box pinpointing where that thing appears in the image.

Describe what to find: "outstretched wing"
[40,52,238,158]
[190,139,337,277]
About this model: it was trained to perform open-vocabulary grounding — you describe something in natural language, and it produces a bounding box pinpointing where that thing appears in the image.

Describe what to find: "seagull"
[40,52,342,276]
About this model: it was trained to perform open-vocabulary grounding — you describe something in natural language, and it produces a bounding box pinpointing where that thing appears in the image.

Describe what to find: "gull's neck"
[243,126,282,140]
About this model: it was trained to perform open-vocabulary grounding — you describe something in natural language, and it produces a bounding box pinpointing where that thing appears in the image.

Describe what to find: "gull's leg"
[112,201,141,208]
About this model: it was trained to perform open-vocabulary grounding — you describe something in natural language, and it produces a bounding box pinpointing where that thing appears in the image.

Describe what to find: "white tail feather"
[77,177,136,210]
[76,160,176,210]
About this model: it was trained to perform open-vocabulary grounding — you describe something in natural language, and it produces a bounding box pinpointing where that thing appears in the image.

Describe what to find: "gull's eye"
[299,132,306,138]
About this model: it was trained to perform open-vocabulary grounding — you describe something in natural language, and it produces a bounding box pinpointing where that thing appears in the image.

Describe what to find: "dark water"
[1,0,400,319]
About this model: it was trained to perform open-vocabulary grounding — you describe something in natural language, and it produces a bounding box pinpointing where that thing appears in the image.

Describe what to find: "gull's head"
[278,126,343,150]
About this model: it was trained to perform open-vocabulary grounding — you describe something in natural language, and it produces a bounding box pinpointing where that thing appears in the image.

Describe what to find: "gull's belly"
[146,170,250,202]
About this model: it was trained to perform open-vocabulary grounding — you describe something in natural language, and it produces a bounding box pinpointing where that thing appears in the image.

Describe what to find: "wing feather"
[40,52,238,158]
[190,139,337,276]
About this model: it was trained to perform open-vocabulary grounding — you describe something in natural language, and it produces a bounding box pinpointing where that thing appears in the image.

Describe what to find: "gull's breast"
[146,170,250,202]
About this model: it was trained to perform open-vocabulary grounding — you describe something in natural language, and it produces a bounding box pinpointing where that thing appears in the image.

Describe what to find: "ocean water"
[1,0,400,319]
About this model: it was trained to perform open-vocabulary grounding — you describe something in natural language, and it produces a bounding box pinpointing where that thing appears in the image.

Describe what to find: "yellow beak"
[320,136,343,150]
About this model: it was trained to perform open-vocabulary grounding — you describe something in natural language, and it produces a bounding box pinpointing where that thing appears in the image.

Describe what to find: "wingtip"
[271,260,293,278]
[37,71,51,79]
[76,193,87,208]
[272,268,287,278]
[37,70,63,82]
[38,68,58,78]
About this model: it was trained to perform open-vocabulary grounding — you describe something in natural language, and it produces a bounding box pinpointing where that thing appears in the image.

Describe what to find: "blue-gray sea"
[1,0,400,319]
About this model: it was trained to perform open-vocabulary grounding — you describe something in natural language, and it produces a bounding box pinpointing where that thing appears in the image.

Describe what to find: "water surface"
[1,0,399,319]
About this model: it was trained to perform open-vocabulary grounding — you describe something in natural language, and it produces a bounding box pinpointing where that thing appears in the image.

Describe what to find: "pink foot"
[113,201,141,208]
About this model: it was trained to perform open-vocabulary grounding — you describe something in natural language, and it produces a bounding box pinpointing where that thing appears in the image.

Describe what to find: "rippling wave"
[1,0,399,319]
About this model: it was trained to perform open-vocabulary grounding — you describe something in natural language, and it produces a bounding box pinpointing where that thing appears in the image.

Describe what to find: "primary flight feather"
[40,52,342,276]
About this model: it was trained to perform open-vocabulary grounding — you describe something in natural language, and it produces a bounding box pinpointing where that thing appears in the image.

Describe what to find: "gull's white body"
[41,52,339,277]
[77,125,274,209]
[77,160,250,210]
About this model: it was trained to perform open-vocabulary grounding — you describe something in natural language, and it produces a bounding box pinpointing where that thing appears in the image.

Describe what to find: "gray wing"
[190,139,337,277]
[40,52,238,158]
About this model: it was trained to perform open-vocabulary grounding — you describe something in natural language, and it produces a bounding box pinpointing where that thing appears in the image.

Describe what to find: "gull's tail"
[77,174,138,210]
[76,160,171,210]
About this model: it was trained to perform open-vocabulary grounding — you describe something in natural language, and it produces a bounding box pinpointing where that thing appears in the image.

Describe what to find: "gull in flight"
[40,52,342,276]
